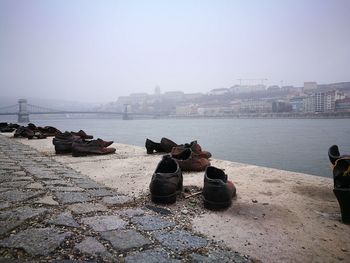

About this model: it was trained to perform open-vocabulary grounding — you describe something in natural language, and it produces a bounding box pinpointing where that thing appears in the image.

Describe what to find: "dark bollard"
[333,188,350,224]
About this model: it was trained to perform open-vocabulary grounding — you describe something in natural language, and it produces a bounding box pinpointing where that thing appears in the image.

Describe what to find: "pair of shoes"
[53,132,82,154]
[328,145,350,188]
[149,156,236,209]
[145,137,212,158]
[53,131,114,156]
[145,137,177,154]
[0,122,18,133]
[172,140,212,159]
[72,139,115,157]
[171,148,210,171]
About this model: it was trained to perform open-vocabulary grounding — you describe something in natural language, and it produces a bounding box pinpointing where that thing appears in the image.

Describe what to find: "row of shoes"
[53,130,116,157]
[13,123,60,139]
[145,137,212,171]
[149,155,236,210]
[0,122,19,133]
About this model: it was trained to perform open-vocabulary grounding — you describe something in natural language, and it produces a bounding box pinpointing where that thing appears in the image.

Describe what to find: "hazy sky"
[0,0,349,103]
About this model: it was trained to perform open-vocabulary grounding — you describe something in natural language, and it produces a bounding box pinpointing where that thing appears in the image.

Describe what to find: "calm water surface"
[4,117,350,177]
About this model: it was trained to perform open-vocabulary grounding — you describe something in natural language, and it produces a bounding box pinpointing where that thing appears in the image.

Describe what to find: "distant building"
[289,97,304,112]
[240,100,272,113]
[272,100,292,113]
[175,104,198,116]
[303,90,344,112]
[184,93,203,101]
[209,88,229,95]
[231,85,266,94]
[335,98,350,112]
[163,91,184,101]
[303,82,318,93]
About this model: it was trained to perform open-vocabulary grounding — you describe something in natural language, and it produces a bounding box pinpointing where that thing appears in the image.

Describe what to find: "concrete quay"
[0,133,349,262]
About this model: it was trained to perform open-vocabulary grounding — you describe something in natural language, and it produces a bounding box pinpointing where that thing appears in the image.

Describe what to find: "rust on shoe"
[171,148,210,172]
[172,140,212,159]
[97,138,114,147]
[160,137,178,153]
[71,130,93,139]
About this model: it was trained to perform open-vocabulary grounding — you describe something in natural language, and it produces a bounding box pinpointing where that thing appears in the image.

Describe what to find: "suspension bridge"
[0,99,153,122]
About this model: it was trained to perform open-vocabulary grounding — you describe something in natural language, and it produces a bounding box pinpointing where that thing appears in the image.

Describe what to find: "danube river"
[4,117,350,177]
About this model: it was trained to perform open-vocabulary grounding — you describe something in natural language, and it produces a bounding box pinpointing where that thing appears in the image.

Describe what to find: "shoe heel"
[147,148,154,154]
[151,193,176,204]
[72,151,87,157]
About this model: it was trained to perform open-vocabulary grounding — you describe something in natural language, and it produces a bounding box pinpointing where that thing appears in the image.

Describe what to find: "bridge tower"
[18,99,30,123]
[122,104,132,120]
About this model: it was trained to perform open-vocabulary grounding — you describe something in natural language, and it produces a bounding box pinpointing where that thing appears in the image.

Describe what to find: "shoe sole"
[203,197,232,210]
[151,193,177,204]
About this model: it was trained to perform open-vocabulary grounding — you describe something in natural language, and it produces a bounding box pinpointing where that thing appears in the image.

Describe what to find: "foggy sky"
[0,0,349,103]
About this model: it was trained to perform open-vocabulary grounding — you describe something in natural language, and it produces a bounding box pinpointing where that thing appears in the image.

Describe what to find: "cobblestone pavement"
[0,135,254,262]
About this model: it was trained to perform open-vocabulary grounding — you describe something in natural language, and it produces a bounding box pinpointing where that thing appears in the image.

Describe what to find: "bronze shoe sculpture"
[72,140,115,157]
[149,155,183,204]
[171,148,210,172]
[202,166,236,210]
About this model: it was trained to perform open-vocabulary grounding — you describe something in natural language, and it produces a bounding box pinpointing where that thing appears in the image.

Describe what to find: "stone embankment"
[0,134,252,262]
[0,133,350,262]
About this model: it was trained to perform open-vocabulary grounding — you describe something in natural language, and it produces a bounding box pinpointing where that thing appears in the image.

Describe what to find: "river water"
[3,116,350,177]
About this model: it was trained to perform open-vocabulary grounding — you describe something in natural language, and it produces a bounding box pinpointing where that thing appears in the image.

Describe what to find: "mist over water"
[10,117,350,178]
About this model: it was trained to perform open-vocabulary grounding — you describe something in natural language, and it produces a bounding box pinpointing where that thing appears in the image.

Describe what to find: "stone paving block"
[81,215,127,231]
[125,248,181,263]
[26,182,44,189]
[1,166,21,171]
[153,230,208,252]
[131,215,175,231]
[73,180,104,189]
[46,212,80,228]
[0,220,23,235]
[0,227,72,256]
[11,176,33,182]
[0,206,48,221]
[0,188,10,193]
[49,186,85,192]
[0,181,31,188]
[35,195,59,206]
[68,203,108,214]
[54,192,91,204]
[43,180,74,187]
[190,250,250,263]
[87,189,116,197]
[102,195,133,205]
[118,208,145,218]
[0,201,11,210]
[100,229,152,250]
[13,171,27,176]
[74,237,109,255]
[0,190,44,202]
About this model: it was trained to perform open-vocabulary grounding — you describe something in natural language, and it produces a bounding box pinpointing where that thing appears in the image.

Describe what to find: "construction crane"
[237,78,268,86]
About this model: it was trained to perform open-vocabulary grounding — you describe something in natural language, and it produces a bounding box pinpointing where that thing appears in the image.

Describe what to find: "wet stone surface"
[0,227,72,256]
[102,195,133,205]
[46,212,80,228]
[53,192,91,204]
[131,215,176,231]
[0,135,253,262]
[100,229,152,250]
[125,248,181,263]
[81,215,127,231]
[67,202,108,214]
[153,230,208,252]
